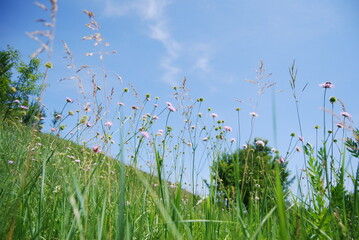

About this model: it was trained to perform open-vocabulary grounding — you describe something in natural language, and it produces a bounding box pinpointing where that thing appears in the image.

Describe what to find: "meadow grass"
[1,1,359,239]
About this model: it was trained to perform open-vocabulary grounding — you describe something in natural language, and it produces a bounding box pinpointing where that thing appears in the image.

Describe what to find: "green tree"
[212,138,292,210]
[0,46,43,124]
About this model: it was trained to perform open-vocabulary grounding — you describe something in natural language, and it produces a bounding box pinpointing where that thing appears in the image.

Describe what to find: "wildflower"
[295,146,301,152]
[211,113,218,118]
[152,115,159,120]
[341,112,351,118]
[40,117,45,120]
[202,137,209,142]
[84,103,91,112]
[224,126,232,132]
[271,148,276,152]
[13,99,20,104]
[198,112,202,117]
[70,132,74,134]
[279,157,285,163]
[132,105,139,110]
[298,136,304,142]
[319,81,334,88]
[154,104,158,107]
[56,114,62,119]
[20,105,28,110]
[86,122,92,127]
[337,123,343,128]
[66,97,73,103]
[242,144,247,149]
[74,159,81,163]
[141,131,150,139]
[168,105,176,112]
[92,145,101,153]
[256,140,265,147]
[104,121,113,127]
[249,112,258,117]
[8,161,14,164]
[166,102,176,112]
[117,102,125,106]
[50,128,57,132]
[230,138,236,143]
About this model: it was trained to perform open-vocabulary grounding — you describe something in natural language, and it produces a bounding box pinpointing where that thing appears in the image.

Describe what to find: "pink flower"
[20,105,28,110]
[255,140,265,147]
[154,104,158,107]
[279,157,285,163]
[104,121,113,127]
[74,159,81,163]
[295,146,301,152]
[299,136,304,142]
[40,117,45,120]
[56,114,62,119]
[84,103,91,112]
[202,137,209,142]
[13,100,20,104]
[92,145,101,153]
[86,122,92,127]
[341,112,351,118]
[230,138,236,143]
[168,105,176,112]
[66,97,73,103]
[50,128,57,132]
[271,148,276,152]
[337,123,343,128]
[141,131,150,139]
[250,112,258,117]
[319,81,334,88]
[117,102,125,106]
[166,102,176,112]
[242,144,248,149]
[224,126,232,132]
[8,161,14,164]
[152,115,159,120]
[132,105,139,110]
[211,113,218,118]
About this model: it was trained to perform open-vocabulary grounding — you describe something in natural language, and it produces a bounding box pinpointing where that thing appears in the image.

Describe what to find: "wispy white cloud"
[193,57,210,73]
[103,0,181,85]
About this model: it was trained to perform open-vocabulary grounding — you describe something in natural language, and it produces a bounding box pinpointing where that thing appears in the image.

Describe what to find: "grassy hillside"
[0,123,195,239]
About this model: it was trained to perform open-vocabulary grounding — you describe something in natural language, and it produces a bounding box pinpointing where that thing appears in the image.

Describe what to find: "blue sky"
[1,0,359,192]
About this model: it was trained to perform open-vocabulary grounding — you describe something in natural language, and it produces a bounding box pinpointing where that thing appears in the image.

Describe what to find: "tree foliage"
[212,138,293,209]
[0,45,44,126]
